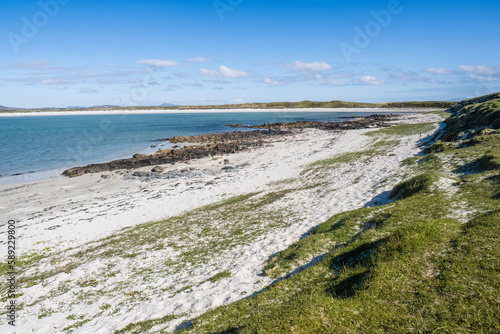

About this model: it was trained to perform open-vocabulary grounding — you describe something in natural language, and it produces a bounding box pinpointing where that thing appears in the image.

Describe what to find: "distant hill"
[88,105,121,109]
[0,105,18,111]
[164,100,455,110]
[159,103,178,107]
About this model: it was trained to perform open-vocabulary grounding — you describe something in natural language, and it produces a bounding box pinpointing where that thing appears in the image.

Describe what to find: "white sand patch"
[0,113,442,333]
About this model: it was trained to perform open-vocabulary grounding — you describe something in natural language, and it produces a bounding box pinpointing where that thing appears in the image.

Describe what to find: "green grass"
[308,150,377,167]
[389,173,439,199]
[114,314,183,334]
[425,109,453,118]
[3,95,497,332]
[365,122,436,137]
[442,98,500,141]
[169,96,500,334]
[208,271,232,283]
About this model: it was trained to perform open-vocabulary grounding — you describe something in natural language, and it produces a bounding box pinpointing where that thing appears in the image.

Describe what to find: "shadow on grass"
[325,239,387,299]
[208,326,245,334]
[363,190,393,208]
[326,271,370,299]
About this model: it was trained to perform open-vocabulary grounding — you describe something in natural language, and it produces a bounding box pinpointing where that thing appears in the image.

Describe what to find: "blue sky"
[0,0,499,107]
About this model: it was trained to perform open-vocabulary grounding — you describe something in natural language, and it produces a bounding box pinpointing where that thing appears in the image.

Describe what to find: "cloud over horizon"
[198,65,248,79]
[279,61,333,72]
[136,59,179,67]
[360,76,384,85]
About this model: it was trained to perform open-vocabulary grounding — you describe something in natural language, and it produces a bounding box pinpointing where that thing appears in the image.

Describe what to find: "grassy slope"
[0,100,456,113]
[173,97,500,333]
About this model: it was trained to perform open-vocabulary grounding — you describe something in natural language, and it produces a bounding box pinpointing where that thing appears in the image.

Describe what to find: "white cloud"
[360,76,384,85]
[425,68,455,75]
[315,74,347,86]
[280,61,333,72]
[457,65,500,82]
[468,74,499,82]
[458,65,500,75]
[187,57,212,63]
[198,65,248,79]
[41,79,71,85]
[136,59,179,67]
[263,77,285,86]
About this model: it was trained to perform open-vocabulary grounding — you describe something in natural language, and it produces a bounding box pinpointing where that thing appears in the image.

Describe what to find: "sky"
[0,0,499,108]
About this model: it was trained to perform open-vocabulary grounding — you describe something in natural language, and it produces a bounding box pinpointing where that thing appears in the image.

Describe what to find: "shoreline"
[0,107,436,117]
[0,112,399,184]
[0,112,443,333]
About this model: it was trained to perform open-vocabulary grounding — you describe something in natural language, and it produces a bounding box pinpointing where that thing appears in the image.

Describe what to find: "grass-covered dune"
[173,94,500,333]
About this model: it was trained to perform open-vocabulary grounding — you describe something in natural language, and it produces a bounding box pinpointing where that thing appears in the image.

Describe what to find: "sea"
[0,109,403,184]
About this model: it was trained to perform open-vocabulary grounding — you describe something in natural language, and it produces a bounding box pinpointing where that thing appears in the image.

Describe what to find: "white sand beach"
[0,112,442,333]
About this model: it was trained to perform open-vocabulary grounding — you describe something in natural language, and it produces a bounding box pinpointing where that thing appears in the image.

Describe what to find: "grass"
[307,150,377,167]
[389,173,440,199]
[3,96,497,332]
[207,271,232,283]
[365,122,437,137]
[169,94,500,333]
[114,314,183,334]
[442,98,500,141]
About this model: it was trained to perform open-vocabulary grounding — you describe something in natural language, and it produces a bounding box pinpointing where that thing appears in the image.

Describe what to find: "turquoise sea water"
[0,110,398,182]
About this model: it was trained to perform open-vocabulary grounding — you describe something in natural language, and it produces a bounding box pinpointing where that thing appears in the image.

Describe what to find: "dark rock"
[162,130,290,144]
[62,114,404,178]
[133,171,150,177]
[151,166,165,173]
[226,114,398,131]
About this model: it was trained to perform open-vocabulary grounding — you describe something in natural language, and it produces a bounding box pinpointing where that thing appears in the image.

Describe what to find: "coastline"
[0,112,443,333]
[0,107,435,117]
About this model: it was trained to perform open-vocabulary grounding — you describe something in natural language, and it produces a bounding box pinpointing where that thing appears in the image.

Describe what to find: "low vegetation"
[173,93,500,333]
[1,93,497,333]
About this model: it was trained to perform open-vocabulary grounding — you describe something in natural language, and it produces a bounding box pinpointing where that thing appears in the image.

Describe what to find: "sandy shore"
[0,107,435,117]
[0,112,442,333]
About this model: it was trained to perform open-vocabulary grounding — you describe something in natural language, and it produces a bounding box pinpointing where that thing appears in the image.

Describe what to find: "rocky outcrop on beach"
[62,141,266,177]
[161,130,290,143]
[227,113,397,130]
[62,114,399,177]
